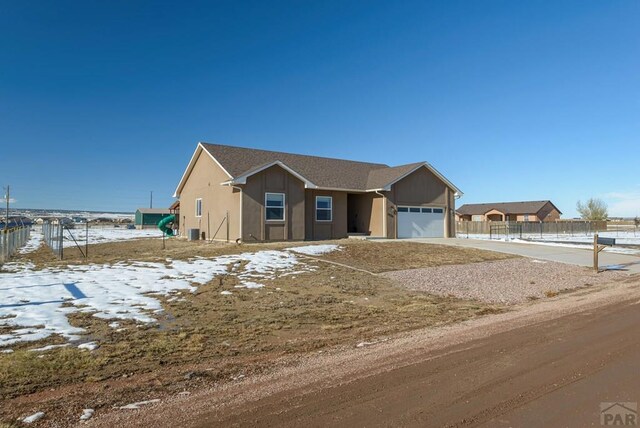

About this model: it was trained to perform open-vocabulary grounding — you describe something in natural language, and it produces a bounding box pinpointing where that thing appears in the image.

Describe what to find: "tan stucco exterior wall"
[347,192,384,237]
[179,151,240,241]
[242,165,306,241]
[385,167,455,238]
[305,190,348,240]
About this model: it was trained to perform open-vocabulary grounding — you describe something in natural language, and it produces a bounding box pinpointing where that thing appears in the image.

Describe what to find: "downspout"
[452,192,462,238]
[232,185,243,241]
[375,190,387,238]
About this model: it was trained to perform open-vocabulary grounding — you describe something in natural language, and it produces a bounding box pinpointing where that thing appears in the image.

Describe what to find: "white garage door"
[397,206,445,238]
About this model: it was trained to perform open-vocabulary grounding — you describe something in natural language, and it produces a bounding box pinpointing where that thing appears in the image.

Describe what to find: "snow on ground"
[286,244,340,256]
[18,229,42,254]
[22,412,45,423]
[0,245,339,348]
[458,231,640,255]
[15,226,162,254]
[61,226,161,248]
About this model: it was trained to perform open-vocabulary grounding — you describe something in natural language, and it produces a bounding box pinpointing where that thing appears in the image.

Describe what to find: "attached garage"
[397,206,445,238]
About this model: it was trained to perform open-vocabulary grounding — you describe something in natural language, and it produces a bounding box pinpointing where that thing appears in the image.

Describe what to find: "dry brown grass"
[1,238,511,425]
[311,240,516,273]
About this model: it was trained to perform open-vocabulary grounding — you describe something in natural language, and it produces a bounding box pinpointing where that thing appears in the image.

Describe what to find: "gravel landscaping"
[382,258,629,304]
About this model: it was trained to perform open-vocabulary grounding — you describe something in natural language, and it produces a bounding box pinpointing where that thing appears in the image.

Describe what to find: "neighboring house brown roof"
[457,201,562,216]
[136,208,171,214]
[174,142,462,196]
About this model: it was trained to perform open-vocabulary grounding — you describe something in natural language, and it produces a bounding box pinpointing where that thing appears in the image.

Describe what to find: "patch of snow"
[61,227,162,248]
[1,349,14,353]
[356,338,388,348]
[22,412,45,423]
[108,322,120,329]
[119,399,161,410]
[0,249,321,347]
[18,228,42,254]
[531,260,546,264]
[234,281,264,289]
[286,244,340,256]
[220,290,232,295]
[79,408,94,421]
[29,343,70,352]
[78,342,99,351]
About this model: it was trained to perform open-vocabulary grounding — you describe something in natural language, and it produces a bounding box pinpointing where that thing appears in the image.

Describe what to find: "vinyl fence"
[456,221,608,238]
[0,225,31,264]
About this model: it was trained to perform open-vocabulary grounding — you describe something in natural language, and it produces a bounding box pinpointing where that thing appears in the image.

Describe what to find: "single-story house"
[456,200,562,222]
[134,208,173,229]
[173,142,462,241]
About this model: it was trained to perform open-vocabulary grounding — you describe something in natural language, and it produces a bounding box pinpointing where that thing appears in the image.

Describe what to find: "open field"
[0,237,513,425]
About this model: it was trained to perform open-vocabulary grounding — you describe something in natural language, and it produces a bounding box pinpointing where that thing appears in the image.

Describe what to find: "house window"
[195,198,202,217]
[265,193,285,221]
[397,207,409,213]
[315,196,332,222]
[433,208,444,214]
[422,208,432,213]
[472,215,482,221]
[524,214,529,221]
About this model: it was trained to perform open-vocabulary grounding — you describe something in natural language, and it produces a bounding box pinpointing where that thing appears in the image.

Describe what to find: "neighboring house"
[173,142,462,241]
[134,208,172,229]
[456,200,562,222]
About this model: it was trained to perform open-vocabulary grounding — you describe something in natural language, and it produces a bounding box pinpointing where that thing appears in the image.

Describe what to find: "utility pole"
[3,185,8,260]
[4,185,8,229]
[150,191,153,209]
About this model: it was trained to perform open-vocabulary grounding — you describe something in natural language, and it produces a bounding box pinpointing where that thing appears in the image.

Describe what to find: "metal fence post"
[59,223,64,259]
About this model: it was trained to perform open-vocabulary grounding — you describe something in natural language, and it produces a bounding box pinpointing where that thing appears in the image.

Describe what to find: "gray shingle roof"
[457,201,561,216]
[200,143,434,191]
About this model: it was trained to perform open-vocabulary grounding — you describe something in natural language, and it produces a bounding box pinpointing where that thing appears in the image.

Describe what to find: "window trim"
[315,196,333,222]
[195,198,202,218]
[265,192,285,222]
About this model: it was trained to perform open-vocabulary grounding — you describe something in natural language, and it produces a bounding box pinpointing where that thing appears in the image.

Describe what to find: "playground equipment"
[157,214,176,236]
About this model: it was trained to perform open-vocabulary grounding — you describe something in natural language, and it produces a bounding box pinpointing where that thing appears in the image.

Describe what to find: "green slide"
[157,214,176,236]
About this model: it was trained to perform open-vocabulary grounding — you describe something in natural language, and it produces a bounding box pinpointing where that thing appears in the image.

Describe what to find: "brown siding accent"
[391,167,447,206]
[537,202,561,222]
[242,165,305,242]
[386,166,454,238]
[304,190,348,240]
[179,151,240,240]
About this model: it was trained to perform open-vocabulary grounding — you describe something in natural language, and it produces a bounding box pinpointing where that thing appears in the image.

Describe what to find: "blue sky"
[1,1,639,216]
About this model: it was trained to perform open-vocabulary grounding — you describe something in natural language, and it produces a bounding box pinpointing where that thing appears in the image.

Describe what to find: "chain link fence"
[0,225,31,265]
[43,220,88,260]
[43,221,65,259]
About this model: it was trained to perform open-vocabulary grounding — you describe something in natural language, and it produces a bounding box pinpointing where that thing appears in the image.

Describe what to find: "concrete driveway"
[408,238,640,274]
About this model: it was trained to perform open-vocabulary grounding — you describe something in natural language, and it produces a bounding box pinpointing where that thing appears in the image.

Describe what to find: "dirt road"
[199,300,639,427]
[90,280,640,428]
